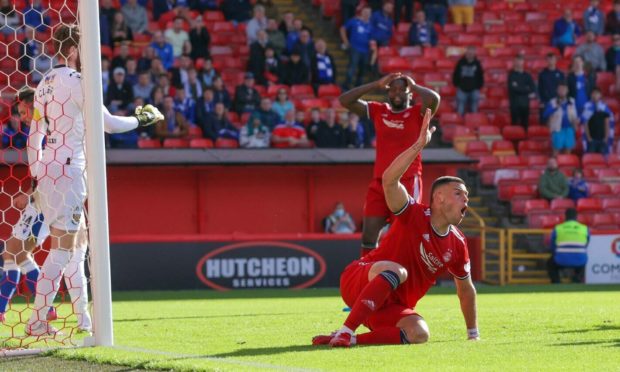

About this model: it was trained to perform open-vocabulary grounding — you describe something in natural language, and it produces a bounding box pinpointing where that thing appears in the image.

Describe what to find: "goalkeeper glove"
[134,104,164,127]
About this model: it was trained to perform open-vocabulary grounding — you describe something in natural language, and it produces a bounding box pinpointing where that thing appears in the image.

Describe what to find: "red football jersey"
[368,101,423,179]
[361,198,470,309]
[271,124,306,148]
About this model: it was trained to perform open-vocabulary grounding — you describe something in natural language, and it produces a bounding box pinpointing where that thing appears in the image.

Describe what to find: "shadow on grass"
[555,324,620,334]
[114,311,331,323]
[552,339,620,347]
[197,344,318,359]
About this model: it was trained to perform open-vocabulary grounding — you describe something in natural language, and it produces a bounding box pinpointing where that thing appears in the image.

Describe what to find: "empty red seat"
[602,198,620,212]
[527,125,550,140]
[522,169,543,184]
[524,199,550,214]
[596,169,620,181]
[478,125,501,137]
[527,155,549,169]
[215,138,239,148]
[398,46,422,57]
[501,154,527,169]
[381,57,411,73]
[203,10,225,21]
[576,198,603,213]
[582,153,606,169]
[491,140,516,156]
[378,46,398,57]
[556,154,580,169]
[518,140,550,155]
[589,183,613,198]
[440,112,463,126]
[607,154,620,167]
[539,214,563,229]
[577,214,593,226]
[410,59,434,71]
[317,84,341,99]
[290,84,315,99]
[502,125,526,141]
[137,138,161,149]
[478,155,501,186]
[297,98,330,111]
[163,138,190,148]
[464,113,489,126]
[550,198,575,212]
[188,126,203,138]
[591,213,617,230]
[189,138,214,148]
[512,184,537,199]
[267,84,290,98]
[465,140,490,158]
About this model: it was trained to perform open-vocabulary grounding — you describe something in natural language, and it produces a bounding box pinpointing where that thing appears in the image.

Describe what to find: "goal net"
[0,0,112,354]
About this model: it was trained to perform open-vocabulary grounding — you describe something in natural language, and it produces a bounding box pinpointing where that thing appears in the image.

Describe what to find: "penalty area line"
[112,345,321,372]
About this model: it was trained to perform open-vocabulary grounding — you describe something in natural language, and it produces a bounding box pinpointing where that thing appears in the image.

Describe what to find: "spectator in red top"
[271,109,310,148]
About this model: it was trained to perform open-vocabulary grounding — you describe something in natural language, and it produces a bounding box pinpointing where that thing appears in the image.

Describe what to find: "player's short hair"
[53,24,80,59]
[565,208,577,221]
[430,176,466,203]
[17,86,35,104]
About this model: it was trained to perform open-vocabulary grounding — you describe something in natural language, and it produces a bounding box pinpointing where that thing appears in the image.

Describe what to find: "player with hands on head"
[313,109,479,347]
[338,72,440,258]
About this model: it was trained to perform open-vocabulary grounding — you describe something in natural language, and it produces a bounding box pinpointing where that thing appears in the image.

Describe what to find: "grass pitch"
[6,284,620,371]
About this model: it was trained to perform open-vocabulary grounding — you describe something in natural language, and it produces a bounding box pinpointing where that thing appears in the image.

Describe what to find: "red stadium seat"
[439,112,463,126]
[380,57,410,73]
[190,138,214,148]
[378,46,398,57]
[591,213,617,230]
[297,98,330,111]
[518,140,550,155]
[539,214,564,229]
[582,153,606,169]
[500,154,527,169]
[215,138,239,148]
[502,125,526,141]
[464,112,489,126]
[577,214,593,226]
[210,46,234,57]
[596,72,616,94]
[423,47,442,60]
[478,155,501,186]
[203,11,225,21]
[137,138,161,149]
[597,168,620,182]
[550,198,575,213]
[511,184,538,199]
[267,84,290,99]
[556,154,580,170]
[527,155,549,169]
[188,126,203,138]
[527,125,550,141]
[602,198,620,212]
[291,84,315,99]
[317,84,341,99]
[491,140,516,156]
[163,139,190,148]
[410,59,434,72]
[465,140,490,158]
[523,199,550,215]
[522,169,543,184]
[607,154,620,167]
[589,183,613,198]
[576,198,603,214]
[399,46,422,57]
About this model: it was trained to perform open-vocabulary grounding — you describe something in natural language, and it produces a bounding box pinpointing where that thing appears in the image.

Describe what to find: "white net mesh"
[0,0,93,351]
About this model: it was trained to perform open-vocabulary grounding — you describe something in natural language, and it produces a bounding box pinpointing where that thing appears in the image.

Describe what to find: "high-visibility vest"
[554,220,589,267]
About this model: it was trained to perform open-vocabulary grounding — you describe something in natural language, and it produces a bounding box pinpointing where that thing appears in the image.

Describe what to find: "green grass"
[7,285,620,371]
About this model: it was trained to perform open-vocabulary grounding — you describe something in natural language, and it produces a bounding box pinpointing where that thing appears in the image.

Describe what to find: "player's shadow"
[114,311,330,323]
[179,345,317,359]
[554,324,620,334]
[552,339,620,347]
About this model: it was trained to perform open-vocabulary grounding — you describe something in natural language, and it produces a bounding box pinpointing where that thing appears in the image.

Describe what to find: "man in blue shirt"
[538,53,565,123]
[150,30,175,70]
[370,2,394,47]
[408,10,438,47]
[547,208,590,284]
[552,10,582,53]
[543,82,579,156]
[340,6,372,89]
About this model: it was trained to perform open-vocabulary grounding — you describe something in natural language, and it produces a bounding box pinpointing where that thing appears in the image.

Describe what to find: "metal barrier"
[506,228,552,284]
[462,208,506,286]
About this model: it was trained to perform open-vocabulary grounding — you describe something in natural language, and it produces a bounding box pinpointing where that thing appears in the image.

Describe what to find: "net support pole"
[78,1,114,346]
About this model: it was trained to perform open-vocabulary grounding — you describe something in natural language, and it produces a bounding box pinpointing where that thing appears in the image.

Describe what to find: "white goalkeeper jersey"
[29,65,86,179]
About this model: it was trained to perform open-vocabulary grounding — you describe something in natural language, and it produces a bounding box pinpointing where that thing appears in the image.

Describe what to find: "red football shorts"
[363,175,421,218]
[340,260,419,330]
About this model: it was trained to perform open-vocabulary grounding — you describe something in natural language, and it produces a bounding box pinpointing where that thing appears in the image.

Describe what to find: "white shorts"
[35,166,87,232]
[11,201,50,247]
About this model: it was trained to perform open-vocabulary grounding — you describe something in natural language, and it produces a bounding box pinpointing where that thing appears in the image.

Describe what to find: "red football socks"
[357,327,404,345]
[343,271,399,332]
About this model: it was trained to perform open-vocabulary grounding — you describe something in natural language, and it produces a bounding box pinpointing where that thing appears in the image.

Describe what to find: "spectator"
[262,47,283,86]
[368,39,380,78]
[508,55,536,128]
[606,0,620,35]
[137,46,156,72]
[575,31,606,72]
[195,88,216,126]
[171,54,193,88]
[240,113,271,148]
[423,0,448,27]
[266,18,286,56]
[212,76,232,109]
[538,53,566,108]
[248,30,273,83]
[100,0,117,24]
[23,0,50,32]
[247,5,268,45]
[370,2,394,47]
[203,102,239,141]
[21,27,51,83]
[121,0,148,34]
[408,9,438,47]
[293,29,316,69]
[281,49,310,85]
[110,11,134,46]
[394,0,413,25]
[342,112,366,148]
[448,0,475,26]
[272,109,309,148]
[605,33,620,72]
[151,31,175,70]
[543,82,579,156]
[222,0,253,23]
[125,59,139,86]
[253,97,280,130]
[567,55,596,115]
[156,96,190,139]
[547,208,589,284]
[324,202,356,233]
[583,0,605,36]
[341,0,359,25]
[152,0,176,22]
[133,71,155,102]
[106,67,135,114]
[149,58,167,85]
[2,115,27,149]
[190,0,218,12]
[272,88,294,120]
[165,17,190,58]
[100,11,111,47]
[278,11,295,36]
[340,7,372,89]
[0,0,21,35]
[185,68,204,101]
[306,108,324,142]
[102,57,111,95]
[285,19,304,53]
[568,169,589,202]
[234,72,261,114]
[313,108,345,148]
[582,88,612,154]
[109,98,142,148]
[189,16,211,60]
[311,39,338,87]
[111,43,131,71]
[552,9,581,53]
[200,58,218,87]
[151,86,165,108]
[539,157,569,201]
[174,89,196,124]
[453,46,484,116]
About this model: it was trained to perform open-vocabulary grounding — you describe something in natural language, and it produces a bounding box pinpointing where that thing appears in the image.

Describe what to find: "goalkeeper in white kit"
[25,24,163,337]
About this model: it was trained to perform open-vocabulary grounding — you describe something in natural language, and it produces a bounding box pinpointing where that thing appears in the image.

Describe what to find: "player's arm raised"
[455,275,479,341]
[339,73,402,119]
[382,108,434,212]
[403,75,441,116]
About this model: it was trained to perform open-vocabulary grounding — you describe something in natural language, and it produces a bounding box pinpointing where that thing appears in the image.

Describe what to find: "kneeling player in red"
[313,109,479,346]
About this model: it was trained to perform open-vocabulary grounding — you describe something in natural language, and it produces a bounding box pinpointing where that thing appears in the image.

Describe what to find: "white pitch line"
[112,345,322,372]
